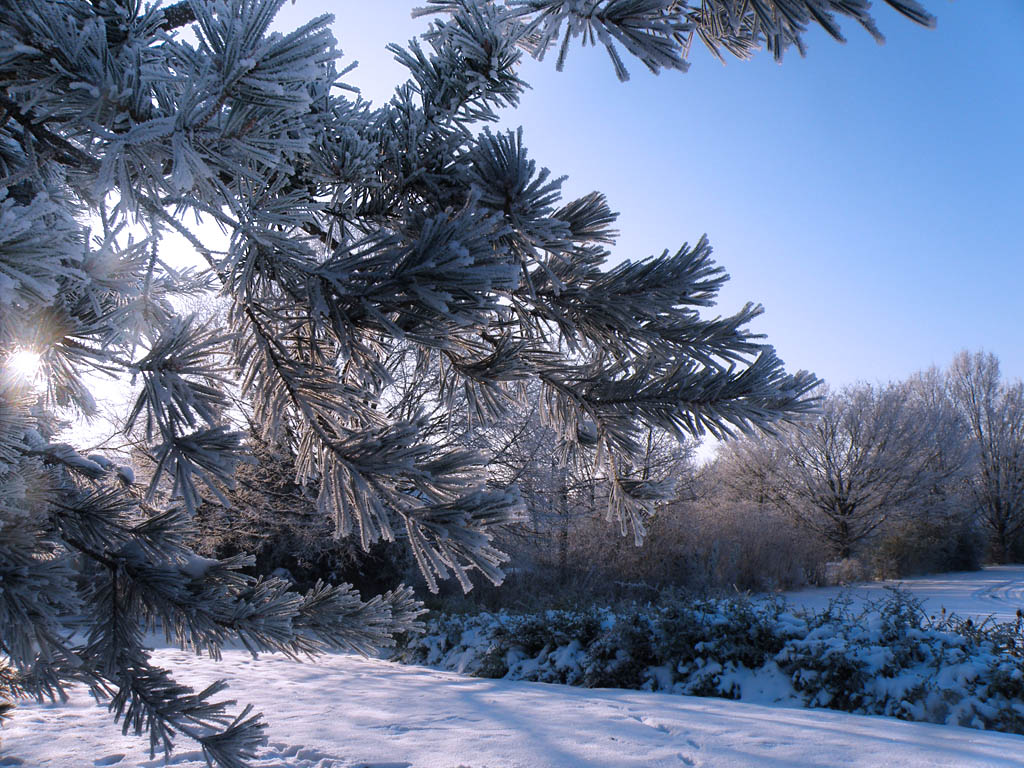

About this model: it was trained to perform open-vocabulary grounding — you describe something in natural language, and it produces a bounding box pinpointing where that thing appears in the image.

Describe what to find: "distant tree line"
[715,350,1023,581]
[190,349,1022,609]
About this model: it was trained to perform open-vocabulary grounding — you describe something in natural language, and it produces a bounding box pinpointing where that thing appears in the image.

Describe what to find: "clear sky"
[279,1,1024,389]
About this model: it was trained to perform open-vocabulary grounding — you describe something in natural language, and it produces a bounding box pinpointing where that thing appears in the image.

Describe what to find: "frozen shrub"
[397,588,1024,736]
[823,558,869,585]
[583,611,657,689]
[870,518,984,579]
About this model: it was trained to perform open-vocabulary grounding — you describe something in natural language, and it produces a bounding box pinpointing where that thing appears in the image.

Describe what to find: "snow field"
[784,565,1024,623]
[6,567,1024,767]
[5,649,1024,768]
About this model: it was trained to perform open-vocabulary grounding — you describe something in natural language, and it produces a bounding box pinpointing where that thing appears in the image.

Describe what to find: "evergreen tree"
[0,1,932,764]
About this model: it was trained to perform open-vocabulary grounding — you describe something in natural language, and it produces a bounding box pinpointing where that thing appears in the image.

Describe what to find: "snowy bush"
[395,588,1024,735]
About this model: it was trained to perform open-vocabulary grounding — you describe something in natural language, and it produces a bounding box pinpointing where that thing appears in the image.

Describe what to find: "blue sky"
[282,2,1024,388]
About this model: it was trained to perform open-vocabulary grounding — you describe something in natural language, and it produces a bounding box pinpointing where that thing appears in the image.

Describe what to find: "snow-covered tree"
[948,351,1024,563]
[723,382,969,560]
[475,381,696,591]
[0,0,932,764]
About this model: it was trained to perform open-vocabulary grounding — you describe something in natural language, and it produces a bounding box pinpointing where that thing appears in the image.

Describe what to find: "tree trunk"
[554,458,570,584]
[991,515,1009,564]
[837,516,852,560]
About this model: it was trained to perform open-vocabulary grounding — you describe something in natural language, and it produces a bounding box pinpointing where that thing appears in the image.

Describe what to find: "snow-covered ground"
[5,567,1024,768]
[7,650,1024,768]
[783,565,1024,623]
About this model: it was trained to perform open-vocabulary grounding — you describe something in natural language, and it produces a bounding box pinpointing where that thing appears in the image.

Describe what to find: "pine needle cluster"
[0,1,931,764]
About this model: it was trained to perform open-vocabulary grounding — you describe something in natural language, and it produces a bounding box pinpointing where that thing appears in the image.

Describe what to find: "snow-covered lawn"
[5,566,1024,768]
[6,650,1024,768]
[783,564,1024,623]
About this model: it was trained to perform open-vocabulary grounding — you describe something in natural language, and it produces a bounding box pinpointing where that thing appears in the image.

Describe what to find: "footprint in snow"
[259,744,351,766]
[628,714,671,735]
[138,749,204,766]
[369,723,427,734]
[93,756,125,767]
[642,718,671,734]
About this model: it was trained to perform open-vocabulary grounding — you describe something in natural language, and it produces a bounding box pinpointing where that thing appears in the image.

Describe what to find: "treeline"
[718,350,1023,577]
[439,350,1023,607]
[189,350,1023,609]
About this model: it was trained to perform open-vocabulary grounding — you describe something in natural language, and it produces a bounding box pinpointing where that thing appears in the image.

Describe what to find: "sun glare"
[5,348,44,385]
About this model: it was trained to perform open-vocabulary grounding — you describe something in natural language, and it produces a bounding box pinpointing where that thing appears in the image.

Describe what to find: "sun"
[5,348,44,384]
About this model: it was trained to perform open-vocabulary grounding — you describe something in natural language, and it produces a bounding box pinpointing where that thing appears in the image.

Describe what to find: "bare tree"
[947,351,1024,563]
[725,382,970,559]
[885,367,973,511]
[479,383,695,589]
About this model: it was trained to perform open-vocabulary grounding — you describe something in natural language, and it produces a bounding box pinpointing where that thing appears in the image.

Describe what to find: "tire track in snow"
[972,579,1024,612]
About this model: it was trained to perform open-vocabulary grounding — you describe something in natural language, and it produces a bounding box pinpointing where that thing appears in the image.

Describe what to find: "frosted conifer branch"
[419,0,934,79]
[0,0,934,762]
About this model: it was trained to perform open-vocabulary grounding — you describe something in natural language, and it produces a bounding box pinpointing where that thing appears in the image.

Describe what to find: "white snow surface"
[6,567,1024,768]
[783,565,1024,623]
[6,650,1024,768]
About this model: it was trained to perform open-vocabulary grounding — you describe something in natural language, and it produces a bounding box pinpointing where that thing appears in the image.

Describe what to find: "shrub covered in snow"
[395,589,1024,734]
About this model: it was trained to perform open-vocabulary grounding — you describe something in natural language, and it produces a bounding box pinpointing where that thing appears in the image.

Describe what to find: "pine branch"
[159,1,196,32]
